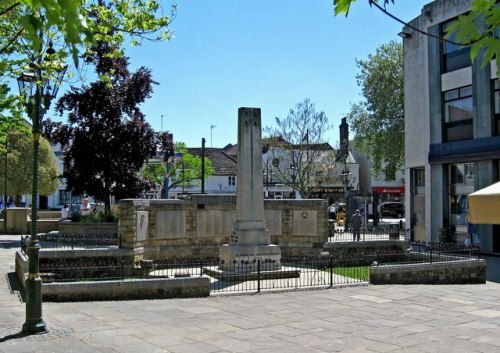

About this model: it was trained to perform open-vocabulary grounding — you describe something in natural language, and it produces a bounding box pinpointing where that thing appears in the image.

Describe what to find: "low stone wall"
[324,240,407,260]
[42,277,211,301]
[16,249,136,286]
[15,250,210,301]
[370,259,486,285]
[119,195,328,262]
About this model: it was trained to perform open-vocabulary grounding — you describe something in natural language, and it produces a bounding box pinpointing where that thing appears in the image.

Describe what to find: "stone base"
[203,267,300,281]
[219,243,281,271]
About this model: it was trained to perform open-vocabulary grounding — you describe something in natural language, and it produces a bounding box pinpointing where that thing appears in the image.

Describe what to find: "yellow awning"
[468,181,500,224]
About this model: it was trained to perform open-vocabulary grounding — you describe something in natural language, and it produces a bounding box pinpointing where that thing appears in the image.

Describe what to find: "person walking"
[351,209,363,241]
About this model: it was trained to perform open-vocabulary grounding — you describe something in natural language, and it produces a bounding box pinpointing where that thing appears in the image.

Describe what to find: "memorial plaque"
[157,210,186,239]
[264,210,282,236]
[136,211,149,241]
[197,210,235,237]
[293,210,317,236]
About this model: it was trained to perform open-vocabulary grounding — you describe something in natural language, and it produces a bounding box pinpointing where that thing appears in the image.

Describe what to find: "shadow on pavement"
[0,239,20,249]
[482,255,500,283]
[6,272,25,302]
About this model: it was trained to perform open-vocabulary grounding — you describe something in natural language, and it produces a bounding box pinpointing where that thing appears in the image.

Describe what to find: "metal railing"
[23,235,480,294]
[328,226,404,242]
[35,257,370,293]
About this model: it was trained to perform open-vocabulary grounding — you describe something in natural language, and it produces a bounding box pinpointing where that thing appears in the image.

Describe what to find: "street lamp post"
[3,134,9,234]
[263,160,273,199]
[17,42,66,334]
[289,163,298,199]
[341,167,351,231]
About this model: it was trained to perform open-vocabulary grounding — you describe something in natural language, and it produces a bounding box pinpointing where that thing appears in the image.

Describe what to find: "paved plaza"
[1,234,500,353]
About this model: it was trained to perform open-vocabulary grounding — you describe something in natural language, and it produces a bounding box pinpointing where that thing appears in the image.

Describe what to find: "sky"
[76,0,431,149]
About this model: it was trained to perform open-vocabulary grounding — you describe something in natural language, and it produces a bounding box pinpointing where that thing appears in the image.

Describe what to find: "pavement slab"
[2,235,500,352]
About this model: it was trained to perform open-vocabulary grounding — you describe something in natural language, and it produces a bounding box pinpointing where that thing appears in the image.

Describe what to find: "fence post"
[200,260,203,277]
[121,260,125,281]
[71,234,74,250]
[257,260,261,293]
[430,245,433,264]
[329,255,333,287]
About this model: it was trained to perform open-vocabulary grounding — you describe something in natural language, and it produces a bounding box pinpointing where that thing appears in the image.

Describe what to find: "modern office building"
[403,0,500,251]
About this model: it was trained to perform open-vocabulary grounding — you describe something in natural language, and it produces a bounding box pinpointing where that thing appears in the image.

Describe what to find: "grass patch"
[329,266,370,281]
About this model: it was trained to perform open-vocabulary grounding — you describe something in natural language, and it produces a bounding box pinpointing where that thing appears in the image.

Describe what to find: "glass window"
[494,79,500,135]
[442,19,471,72]
[443,85,473,141]
[450,165,464,184]
[415,168,425,187]
[449,163,475,227]
[59,190,70,205]
[413,168,425,196]
[228,176,236,186]
[444,87,473,123]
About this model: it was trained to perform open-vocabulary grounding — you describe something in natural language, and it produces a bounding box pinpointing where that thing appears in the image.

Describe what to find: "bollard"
[257,260,261,293]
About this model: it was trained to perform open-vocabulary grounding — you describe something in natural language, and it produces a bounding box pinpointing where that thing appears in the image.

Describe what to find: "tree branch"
[0,2,20,17]
[0,27,23,54]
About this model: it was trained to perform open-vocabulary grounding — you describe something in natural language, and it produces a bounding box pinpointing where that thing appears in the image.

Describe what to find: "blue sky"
[120,1,429,148]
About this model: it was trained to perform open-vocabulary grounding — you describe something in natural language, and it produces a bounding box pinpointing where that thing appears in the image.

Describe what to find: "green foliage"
[0,0,175,76]
[77,211,118,223]
[348,40,403,177]
[169,142,215,190]
[0,84,26,155]
[445,0,500,78]
[142,163,166,186]
[0,130,60,196]
[333,0,394,16]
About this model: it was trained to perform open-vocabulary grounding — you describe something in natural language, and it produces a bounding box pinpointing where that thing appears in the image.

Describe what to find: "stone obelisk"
[219,107,281,271]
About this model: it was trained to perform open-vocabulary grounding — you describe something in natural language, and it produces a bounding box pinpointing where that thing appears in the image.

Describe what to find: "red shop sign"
[372,186,405,194]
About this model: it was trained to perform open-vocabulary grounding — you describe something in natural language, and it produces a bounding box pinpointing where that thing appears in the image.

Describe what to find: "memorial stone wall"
[119,194,328,262]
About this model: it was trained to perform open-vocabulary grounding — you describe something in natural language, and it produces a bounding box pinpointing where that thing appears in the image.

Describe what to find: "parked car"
[379,202,404,218]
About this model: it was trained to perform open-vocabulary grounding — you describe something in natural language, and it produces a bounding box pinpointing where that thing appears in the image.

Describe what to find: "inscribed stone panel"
[293,210,317,236]
[264,210,282,235]
[197,210,235,237]
[156,210,186,239]
[136,211,149,241]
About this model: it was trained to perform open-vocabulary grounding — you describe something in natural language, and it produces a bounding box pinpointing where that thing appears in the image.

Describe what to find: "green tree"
[264,99,339,199]
[0,0,175,65]
[45,39,160,211]
[347,40,403,177]
[169,143,215,190]
[0,130,60,198]
[0,0,176,172]
[0,83,27,155]
[333,0,500,77]
[142,162,166,188]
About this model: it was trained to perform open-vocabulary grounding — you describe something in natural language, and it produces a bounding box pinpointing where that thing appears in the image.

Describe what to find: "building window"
[442,19,471,72]
[413,168,425,195]
[449,163,474,227]
[228,176,236,186]
[493,79,500,135]
[443,85,473,142]
[59,190,70,205]
[384,165,396,181]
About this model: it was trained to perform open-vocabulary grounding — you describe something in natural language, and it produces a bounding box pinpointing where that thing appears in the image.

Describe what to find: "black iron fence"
[328,225,404,242]
[21,234,481,294]
[36,257,370,292]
